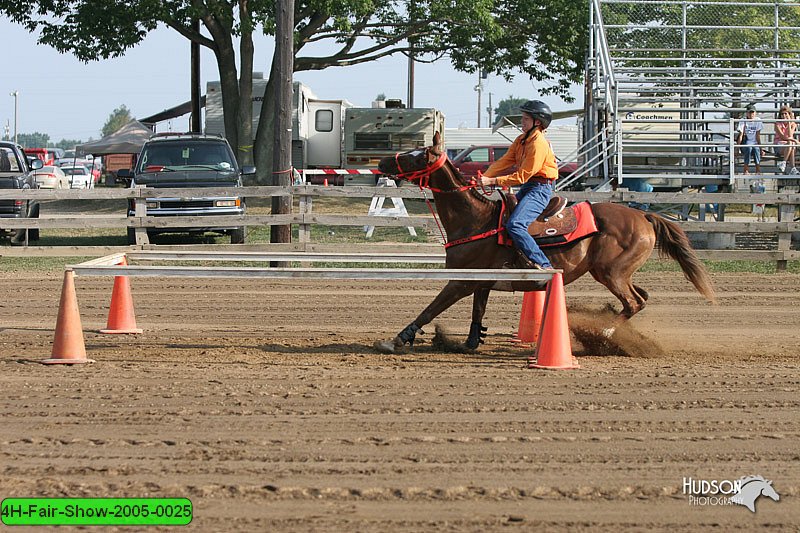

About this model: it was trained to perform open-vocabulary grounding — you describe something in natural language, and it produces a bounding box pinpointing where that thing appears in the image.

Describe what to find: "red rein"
[391,150,503,249]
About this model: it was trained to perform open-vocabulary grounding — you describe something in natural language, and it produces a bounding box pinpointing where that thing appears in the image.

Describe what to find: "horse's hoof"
[374,339,404,354]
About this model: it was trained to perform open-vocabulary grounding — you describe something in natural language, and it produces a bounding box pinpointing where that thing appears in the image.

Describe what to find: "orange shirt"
[483,130,558,187]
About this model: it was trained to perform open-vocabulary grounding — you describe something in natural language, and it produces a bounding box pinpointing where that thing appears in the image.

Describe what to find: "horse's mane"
[442,159,497,208]
[739,475,768,485]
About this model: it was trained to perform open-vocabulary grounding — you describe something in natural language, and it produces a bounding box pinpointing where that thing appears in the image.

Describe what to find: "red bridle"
[392,149,479,192]
[394,149,447,187]
[391,148,500,248]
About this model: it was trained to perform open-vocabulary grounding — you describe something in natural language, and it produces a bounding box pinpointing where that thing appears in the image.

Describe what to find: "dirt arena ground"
[1,268,798,531]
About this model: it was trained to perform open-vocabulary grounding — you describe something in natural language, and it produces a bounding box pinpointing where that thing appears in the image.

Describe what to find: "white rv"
[205,77,445,184]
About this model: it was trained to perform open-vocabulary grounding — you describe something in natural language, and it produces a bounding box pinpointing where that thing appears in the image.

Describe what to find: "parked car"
[0,141,41,244]
[33,165,70,189]
[452,144,578,182]
[116,133,254,244]
[61,164,94,189]
[56,156,102,184]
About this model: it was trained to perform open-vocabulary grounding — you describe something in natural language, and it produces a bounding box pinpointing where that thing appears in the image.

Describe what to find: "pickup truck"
[0,141,42,244]
[116,133,254,244]
[452,144,578,182]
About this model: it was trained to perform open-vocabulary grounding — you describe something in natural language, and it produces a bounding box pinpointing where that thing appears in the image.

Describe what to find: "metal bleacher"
[582,0,800,193]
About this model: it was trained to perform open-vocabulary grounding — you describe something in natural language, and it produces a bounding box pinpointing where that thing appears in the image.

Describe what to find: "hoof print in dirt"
[373,339,405,354]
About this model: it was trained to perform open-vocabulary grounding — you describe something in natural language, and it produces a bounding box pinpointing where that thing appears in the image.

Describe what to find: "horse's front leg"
[465,288,491,350]
[375,281,480,353]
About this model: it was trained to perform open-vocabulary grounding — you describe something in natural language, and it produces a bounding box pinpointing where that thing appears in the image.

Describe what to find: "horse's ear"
[433,131,442,148]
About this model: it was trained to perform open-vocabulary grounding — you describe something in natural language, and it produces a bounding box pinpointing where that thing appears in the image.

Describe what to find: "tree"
[2,1,587,169]
[601,2,800,96]
[55,139,85,150]
[2,0,588,242]
[16,132,50,148]
[494,97,528,120]
[102,105,134,137]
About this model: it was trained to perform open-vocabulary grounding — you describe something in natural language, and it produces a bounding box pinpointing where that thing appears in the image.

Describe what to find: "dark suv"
[117,133,254,244]
[0,141,42,244]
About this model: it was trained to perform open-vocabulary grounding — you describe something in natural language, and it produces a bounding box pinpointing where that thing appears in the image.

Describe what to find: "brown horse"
[374,132,715,353]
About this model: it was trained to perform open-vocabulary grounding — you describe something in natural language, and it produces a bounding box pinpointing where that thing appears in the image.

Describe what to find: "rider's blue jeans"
[507,180,553,268]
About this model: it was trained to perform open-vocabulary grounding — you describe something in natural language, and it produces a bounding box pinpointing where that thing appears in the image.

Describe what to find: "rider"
[479,99,557,270]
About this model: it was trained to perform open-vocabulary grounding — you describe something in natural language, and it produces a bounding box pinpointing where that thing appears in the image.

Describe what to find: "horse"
[730,475,780,512]
[373,132,715,353]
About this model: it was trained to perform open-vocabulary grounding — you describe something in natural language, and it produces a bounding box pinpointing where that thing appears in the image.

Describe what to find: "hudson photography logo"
[682,475,780,512]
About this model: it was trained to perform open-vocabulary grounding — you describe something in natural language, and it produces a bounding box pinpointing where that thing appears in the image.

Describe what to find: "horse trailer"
[205,76,445,185]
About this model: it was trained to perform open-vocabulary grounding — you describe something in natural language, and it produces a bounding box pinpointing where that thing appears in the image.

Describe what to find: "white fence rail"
[1,185,798,266]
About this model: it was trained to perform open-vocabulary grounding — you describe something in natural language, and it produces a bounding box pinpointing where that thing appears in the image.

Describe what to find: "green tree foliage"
[102,105,134,137]
[16,132,50,148]
[55,139,84,150]
[1,0,589,174]
[600,2,800,111]
[495,97,528,120]
[602,2,800,68]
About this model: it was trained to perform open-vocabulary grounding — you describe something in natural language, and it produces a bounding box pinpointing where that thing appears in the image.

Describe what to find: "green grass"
[641,259,800,274]
[0,256,92,273]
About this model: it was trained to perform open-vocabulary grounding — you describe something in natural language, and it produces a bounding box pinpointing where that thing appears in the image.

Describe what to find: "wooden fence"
[1,185,798,267]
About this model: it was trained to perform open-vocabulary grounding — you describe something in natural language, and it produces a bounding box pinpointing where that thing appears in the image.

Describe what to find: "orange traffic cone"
[42,270,94,364]
[528,272,579,370]
[100,257,142,334]
[323,177,329,187]
[511,290,546,344]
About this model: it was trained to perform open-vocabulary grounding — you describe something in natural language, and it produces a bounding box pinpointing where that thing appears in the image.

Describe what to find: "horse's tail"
[645,213,716,304]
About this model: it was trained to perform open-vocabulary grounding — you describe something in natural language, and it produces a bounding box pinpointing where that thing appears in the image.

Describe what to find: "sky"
[0,18,581,144]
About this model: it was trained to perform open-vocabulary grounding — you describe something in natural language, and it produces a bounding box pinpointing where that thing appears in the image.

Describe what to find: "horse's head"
[761,480,780,502]
[377,131,453,188]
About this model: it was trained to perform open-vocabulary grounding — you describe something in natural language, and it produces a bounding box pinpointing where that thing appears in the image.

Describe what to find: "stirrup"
[505,251,544,270]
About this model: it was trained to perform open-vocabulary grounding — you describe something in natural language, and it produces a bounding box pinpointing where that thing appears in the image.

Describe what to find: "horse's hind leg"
[375,281,482,353]
[465,288,491,350]
[590,263,650,337]
[633,284,650,302]
[593,275,648,338]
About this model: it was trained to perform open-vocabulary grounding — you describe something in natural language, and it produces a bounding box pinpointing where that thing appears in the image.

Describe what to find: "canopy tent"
[76,120,154,156]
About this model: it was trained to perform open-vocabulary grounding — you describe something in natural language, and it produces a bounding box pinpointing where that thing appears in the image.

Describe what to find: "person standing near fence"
[737,104,764,175]
[774,105,798,175]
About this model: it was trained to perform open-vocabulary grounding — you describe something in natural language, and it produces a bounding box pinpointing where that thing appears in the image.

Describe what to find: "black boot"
[505,250,544,270]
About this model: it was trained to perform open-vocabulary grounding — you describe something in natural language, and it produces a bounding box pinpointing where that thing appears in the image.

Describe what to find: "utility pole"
[474,69,488,127]
[487,92,493,128]
[474,70,483,128]
[407,51,415,108]
[271,0,294,246]
[9,90,18,144]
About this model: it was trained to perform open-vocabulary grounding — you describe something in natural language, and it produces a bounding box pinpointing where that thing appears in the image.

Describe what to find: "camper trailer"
[205,77,444,184]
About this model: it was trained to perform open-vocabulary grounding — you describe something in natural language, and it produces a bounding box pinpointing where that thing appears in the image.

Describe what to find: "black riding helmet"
[518,100,552,129]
